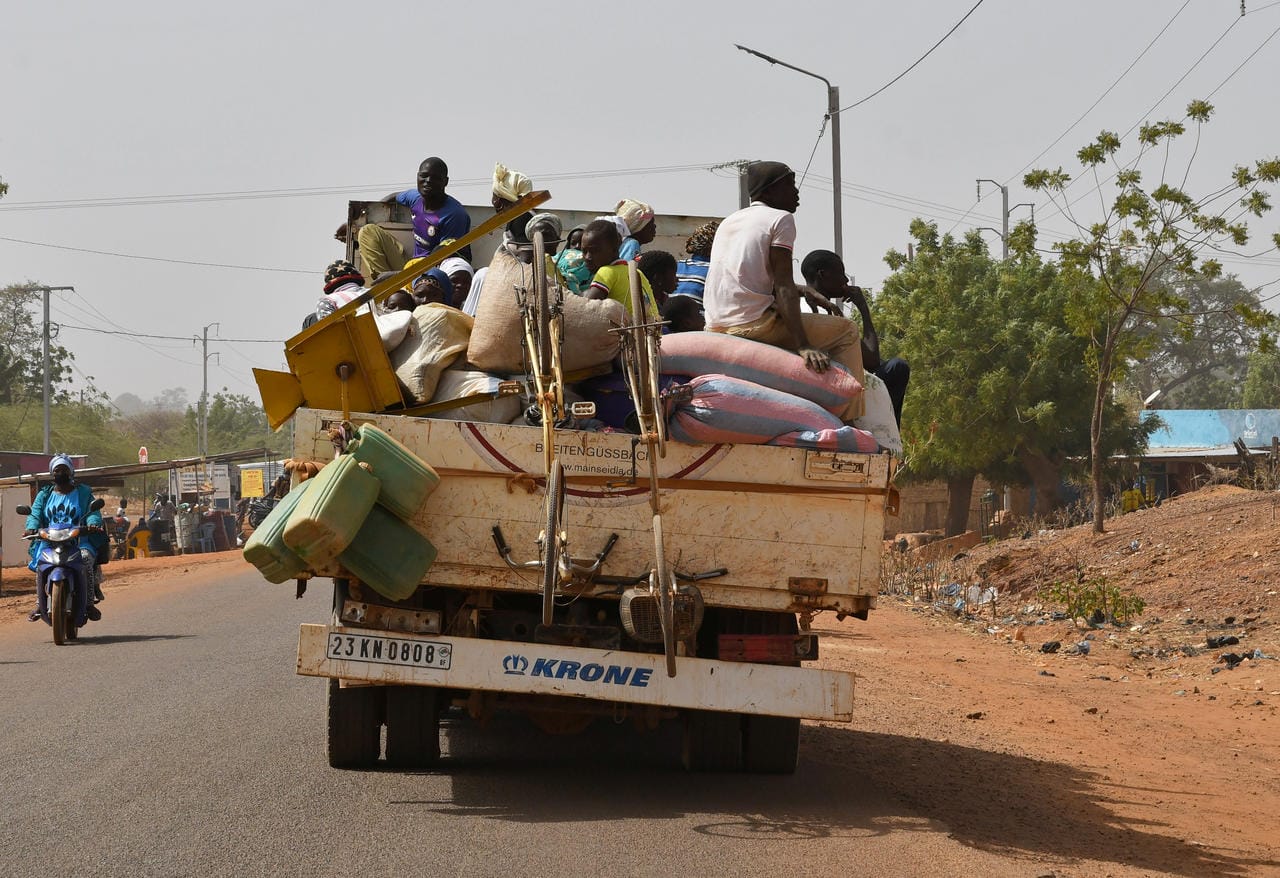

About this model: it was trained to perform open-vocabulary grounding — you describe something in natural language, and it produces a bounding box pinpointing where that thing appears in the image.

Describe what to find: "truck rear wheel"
[327,680,380,769]
[682,710,742,772]
[384,685,440,770]
[742,715,800,774]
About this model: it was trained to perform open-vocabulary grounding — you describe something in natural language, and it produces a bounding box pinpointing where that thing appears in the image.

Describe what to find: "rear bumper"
[298,624,854,722]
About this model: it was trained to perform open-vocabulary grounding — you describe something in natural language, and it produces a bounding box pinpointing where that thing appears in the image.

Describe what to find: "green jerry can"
[345,423,441,520]
[282,455,380,565]
[242,480,315,584]
[337,504,438,602]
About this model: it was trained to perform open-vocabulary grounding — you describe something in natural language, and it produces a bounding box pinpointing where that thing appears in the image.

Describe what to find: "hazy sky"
[4,0,1279,410]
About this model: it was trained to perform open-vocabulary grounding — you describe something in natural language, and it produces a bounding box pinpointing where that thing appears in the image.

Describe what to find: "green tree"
[877,220,1143,533]
[182,392,289,456]
[1122,274,1265,409]
[878,221,999,533]
[0,397,135,463]
[1242,347,1280,408]
[1026,100,1280,533]
[0,282,76,405]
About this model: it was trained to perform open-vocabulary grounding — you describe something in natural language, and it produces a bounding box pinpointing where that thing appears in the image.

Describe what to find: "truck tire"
[384,685,440,770]
[682,710,741,772]
[327,680,380,769]
[742,715,800,774]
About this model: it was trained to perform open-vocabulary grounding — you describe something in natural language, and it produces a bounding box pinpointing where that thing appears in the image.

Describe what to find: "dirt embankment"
[819,484,1279,876]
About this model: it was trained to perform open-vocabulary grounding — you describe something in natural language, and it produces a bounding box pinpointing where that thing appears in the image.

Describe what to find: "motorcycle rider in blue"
[25,454,105,625]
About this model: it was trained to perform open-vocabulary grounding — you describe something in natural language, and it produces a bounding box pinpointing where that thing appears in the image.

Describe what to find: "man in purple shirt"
[358,156,472,276]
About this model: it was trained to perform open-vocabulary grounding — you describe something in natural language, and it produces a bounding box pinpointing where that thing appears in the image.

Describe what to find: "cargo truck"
[269,196,899,773]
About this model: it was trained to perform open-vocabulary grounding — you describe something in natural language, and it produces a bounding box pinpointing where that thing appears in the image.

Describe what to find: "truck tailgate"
[300,624,854,721]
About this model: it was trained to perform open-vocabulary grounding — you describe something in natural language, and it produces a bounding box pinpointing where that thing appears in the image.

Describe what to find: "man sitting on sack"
[702,160,865,421]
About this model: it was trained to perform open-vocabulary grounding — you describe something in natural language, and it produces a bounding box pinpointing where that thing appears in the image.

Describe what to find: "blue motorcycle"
[17,498,106,644]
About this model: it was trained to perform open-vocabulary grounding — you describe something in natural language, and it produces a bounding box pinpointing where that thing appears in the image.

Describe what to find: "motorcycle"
[16,497,106,645]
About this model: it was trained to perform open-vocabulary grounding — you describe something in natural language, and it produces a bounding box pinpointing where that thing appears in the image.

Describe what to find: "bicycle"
[495,229,612,627]
[614,262,680,677]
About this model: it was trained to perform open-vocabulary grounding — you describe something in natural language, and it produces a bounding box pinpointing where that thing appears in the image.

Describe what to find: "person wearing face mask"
[25,454,105,623]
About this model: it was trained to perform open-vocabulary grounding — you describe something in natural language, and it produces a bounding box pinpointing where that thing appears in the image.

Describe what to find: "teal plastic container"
[345,423,440,520]
[282,455,380,565]
[242,480,314,584]
[338,504,438,601]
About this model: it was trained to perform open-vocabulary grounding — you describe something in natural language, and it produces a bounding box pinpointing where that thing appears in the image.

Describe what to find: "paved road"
[0,564,1033,878]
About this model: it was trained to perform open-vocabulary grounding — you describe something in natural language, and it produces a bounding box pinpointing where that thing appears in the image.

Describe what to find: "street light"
[735,44,844,260]
[976,179,1009,259]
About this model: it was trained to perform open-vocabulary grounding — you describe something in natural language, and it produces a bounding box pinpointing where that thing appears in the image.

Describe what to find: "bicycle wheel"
[646,330,667,458]
[627,262,654,426]
[541,458,565,627]
[652,513,676,677]
[533,229,551,386]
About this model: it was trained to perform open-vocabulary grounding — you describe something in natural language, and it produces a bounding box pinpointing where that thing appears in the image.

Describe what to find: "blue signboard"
[1141,409,1280,449]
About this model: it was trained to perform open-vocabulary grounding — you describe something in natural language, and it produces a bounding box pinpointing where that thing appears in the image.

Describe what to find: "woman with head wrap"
[614,198,656,261]
[673,219,720,301]
[438,256,474,308]
[492,162,532,213]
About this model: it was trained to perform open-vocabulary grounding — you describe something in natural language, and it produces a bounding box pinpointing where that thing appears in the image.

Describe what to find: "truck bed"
[292,408,896,616]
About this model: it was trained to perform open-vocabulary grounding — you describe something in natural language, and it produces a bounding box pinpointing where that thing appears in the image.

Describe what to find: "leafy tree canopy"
[1025,100,1279,531]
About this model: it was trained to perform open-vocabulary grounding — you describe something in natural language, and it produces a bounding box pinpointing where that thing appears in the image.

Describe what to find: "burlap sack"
[390,304,473,403]
[467,249,625,374]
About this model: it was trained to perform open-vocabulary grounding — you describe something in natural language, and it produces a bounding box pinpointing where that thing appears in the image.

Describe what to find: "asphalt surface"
[0,563,1034,878]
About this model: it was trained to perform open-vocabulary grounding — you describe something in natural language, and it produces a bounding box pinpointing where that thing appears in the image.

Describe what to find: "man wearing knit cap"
[703,160,865,420]
[615,198,657,260]
[312,259,367,322]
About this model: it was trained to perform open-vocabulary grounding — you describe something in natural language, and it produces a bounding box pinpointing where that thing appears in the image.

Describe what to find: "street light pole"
[735,44,843,259]
[977,179,1009,259]
[32,285,75,455]
[196,322,220,458]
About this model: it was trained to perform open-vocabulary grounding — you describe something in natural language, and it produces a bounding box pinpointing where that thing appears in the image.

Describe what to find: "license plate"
[326,632,452,671]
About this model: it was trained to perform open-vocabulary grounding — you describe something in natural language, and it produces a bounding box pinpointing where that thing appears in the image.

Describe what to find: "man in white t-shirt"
[703,160,865,420]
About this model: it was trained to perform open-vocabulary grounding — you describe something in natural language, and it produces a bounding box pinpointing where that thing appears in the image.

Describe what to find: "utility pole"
[977,179,1009,259]
[711,159,752,209]
[828,83,843,259]
[32,285,74,455]
[196,323,220,458]
[736,45,844,259]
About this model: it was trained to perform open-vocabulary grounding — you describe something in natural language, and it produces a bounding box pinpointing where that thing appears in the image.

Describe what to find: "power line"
[837,0,987,113]
[56,323,281,343]
[0,162,723,213]
[0,234,313,274]
[1033,10,1267,230]
[1002,0,1193,187]
[1120,16,1243,141]
[1205,19,1280,101]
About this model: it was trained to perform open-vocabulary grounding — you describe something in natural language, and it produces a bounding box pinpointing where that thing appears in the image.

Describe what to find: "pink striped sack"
[660,331,862,415]
[668,374,879,453]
